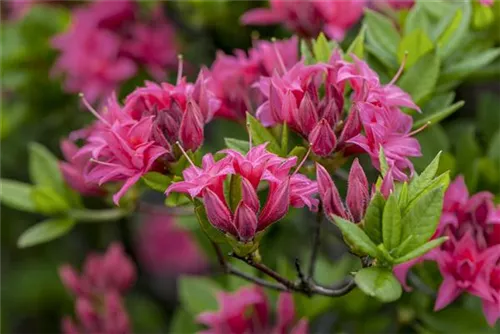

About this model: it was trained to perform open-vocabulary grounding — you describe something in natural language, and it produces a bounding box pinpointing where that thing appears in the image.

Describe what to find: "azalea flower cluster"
[395,177,500,326]
[52,0,178,103]
[166,144,318,243]
[59,243,136,334]
[61,61,220,204]
[255,52,421,181]
[241,0,365,41]
[197,285,308,334]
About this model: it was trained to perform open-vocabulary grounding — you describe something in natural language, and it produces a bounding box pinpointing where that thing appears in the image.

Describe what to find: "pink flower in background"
[59,243,136,334]
[3,0,39,20]
[197,286,308,334]
[480,0,494,7]
[376,0,415,10]
[166,144,317,242]
[210,37,299,120]
[136,209,207,276]
[394,176,500,326]
[52,0,178,103]
[241,0,365,41]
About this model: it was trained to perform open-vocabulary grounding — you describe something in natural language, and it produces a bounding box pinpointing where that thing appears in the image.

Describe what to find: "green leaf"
[395,237,448,264]
[178,276,220,315]
[31,186,70,215]
[17,217,75,248]
[280,123,289,156]
[246,113,281,154]
[346,25,366,60]
[300,39,315,65]
[488,130,500,163]
[454,124,481,191]
[313,32,331,62]
[363,192,385,245]
[288,146,307,161]
[398,51,440,105]
[354,267,402,303]
[365,9,401,56]
[382,193,402,252]
[379,146,389,176]
[142,172,171,193]
[68,208,129,223]
[0,179,37,213]
[408,151,442,203]
[397,182,409,209]
[333,216,383,259]
[412,100,464,129]
[224,138,249,154]
[29,142,64,192]
[477,94,500,143]
[169,308,198,334]
[433,8,462,45]
[401,187,445,251]
[397,29,434,68]
[228,174,242,212]
[440,48,500,82]
[438,2,471,59]
[404,3,430,36]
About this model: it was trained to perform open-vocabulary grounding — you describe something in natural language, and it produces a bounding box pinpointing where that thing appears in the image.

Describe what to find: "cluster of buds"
[395,176,500,326]
[52,0,178,103]
[255,50,421,181]
[197,285,308,334]
[59,243,136,334]
[209,37,299,120]
[60,57,221,204]
[166,143,318,250]
[241,0,365,41]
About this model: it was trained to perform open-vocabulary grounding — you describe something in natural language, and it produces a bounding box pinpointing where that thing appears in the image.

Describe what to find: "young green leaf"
[333,215,383,259]
[378,146,389,176]
[300,39,315,65]
[246,113,281,154]
[440,48,500,82]
[433,7,462,44]
[280,123,289,156]
[412,101,464,129]
[365,9,401,56]
[0,179,37,213]
[228,174,242,212]
[313,32,331,62]
[142,172,171,193]
[362,192,385,245]
[224,138,250,154]
[178,276,220,315]
[382,193,402,251]
[401,187,445,251]
[354,267,402,302]
[397,29,434,68]
[169,308,199,334]
[395,237,448,264]
[407,151,442,201]
[288,146,307,161]
[346,24,366,60]
[397,182,409,209]
[29,142,64,192]
[404,3,430,36]
[17,217,75,248]
[398,51,440,105]
[438,2,471,59]
[31,186,70,215]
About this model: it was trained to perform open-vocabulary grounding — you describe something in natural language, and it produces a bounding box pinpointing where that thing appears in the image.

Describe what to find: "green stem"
[69,208,130,223]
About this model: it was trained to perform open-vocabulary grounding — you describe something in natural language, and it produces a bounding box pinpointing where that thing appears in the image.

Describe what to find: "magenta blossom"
[241,0,365,41]
[197,285,308,334]
[210,37,299,120]
[59,243,136,334]
[136,208,207,276]
[52,0,178,103]
[316,159,369,223]
[166,144,318,242]
[395,176,500,326]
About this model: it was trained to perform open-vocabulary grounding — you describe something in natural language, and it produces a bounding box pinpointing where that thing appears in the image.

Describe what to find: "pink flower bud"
[179,100,204,151]
[316,163,347,219]
[61,316,80,334]
[282,91,297,124]
[233,202,258,241]
[76,298,99,332]
[381,168,394,199]
[275,293,296,332]
[346,159,369,222]
[309,119,337,157]
[338,105,361,145]
[103,292,130,334]
[321,87,343,127]
[258,179,290,230]
[102,243,136,293]
[241,177,260,212]
[293,92,318,136]
[269,80,284,123]
[203,188,236,235]
[59,265,81,295]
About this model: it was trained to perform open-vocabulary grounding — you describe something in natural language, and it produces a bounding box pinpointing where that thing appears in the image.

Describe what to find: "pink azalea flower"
[480,0,494,7]
[316,159,369,223]
[59,139,104,196]
[166,144,317,242]
[197,285,308,334]
[241,0,365,41]
[482,256,500,326]
[51,0,179,103]
[136,208,207,276]
[210,37,299,120]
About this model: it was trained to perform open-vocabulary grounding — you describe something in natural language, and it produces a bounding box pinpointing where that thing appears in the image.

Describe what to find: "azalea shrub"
[1,0,500,333]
